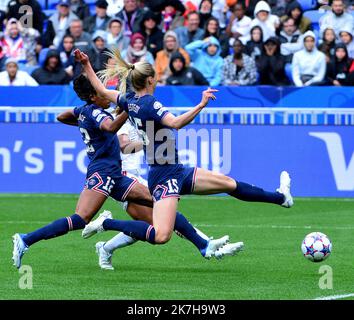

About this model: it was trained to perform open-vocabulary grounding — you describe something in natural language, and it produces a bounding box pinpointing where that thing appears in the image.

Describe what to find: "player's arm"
[100,110,129,133]
[118,133,144,154]
[161,88,217,130]
[74,49,119,104]
[57,109,78,126]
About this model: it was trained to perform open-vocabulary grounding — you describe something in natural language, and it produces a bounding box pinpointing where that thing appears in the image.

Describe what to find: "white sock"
[103,233,137,253]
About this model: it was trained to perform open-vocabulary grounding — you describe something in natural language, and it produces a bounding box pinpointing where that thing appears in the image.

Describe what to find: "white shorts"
[121,170,148,211]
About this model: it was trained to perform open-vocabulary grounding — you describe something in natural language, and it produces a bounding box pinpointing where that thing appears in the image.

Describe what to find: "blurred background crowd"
[0,0,354,87]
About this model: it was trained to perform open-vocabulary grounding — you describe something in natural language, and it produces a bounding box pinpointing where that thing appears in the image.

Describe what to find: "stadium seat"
[303,10,326,32]
[37,0,48,9]
[18,63,39,75]
[297,0,317,11]
[285,63,294,84]
[43,9,56,18]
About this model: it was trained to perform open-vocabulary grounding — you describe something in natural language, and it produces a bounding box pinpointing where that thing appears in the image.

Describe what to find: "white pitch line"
[314,293,354,300]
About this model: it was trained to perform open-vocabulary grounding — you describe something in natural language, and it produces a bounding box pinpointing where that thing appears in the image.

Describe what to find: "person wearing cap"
[49,0,79,48]
[106,17,130,51]
[292,31,327,87]
[83,0,111,34]
[6,0,43,33]
[0,58,38,86]
[91,30,110,71]
[121,32,154,65]
[140,9,164,59]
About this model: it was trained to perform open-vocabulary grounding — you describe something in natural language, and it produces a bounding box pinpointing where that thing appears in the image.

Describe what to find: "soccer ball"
[301,232,332,262]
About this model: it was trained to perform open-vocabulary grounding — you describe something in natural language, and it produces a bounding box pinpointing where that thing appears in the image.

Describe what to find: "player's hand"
[200,87,218,107]
[74,49,89,65]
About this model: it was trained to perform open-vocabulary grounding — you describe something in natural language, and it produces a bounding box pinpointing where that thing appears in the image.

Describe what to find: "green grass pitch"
[0,194,353,300]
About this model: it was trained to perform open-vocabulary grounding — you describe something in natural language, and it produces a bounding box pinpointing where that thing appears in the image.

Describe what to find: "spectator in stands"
[175,11,204,48]
[245,25,264,62]
[203,17,229,58]
[83,0,110,34]
[31,48,71,84]
[0,58,38,86]
[115,0,144,38]
[121,32,154,64]
[68,19,92,53]
[292,31,326,87]
[258,37,290,85]
[7,0,43,33]
[198,0,213,29]
[326,43,354,86]
[70,0,90,21]
[283,1,311,34]
[279,16,303,63]
[106,17,129,51]
[0,0,6,32]
[106,0,124,17]
[185,36,224,86]
[50,0,79,48]
[91,30,110,71]
[222,39,257,86]
[226,3,252,45]
[339,26,354,58]
[318,28,337,63]
[140,10,164,59]
[166,51,209,85]
[249,1,279,42]
[160,1,185,32]
[59,34,77,79]
[320,0,354,37]
[212,0,230,29]
[155,30,190,84]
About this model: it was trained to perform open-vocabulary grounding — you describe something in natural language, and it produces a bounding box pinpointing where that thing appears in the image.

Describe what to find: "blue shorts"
[148,164,197,202]
[84,171,137,202]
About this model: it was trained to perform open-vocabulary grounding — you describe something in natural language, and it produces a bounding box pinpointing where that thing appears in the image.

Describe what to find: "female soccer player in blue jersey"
[75,48,293,250]
[11,73,232,268]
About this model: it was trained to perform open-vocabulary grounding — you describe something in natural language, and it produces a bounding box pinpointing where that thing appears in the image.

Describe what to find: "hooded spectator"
[106,17,129,51]
[115,0,144,38]
[70,0,90,21]
[245,25,264,62]
[0,58,38,86]
[279,16,303,63]
[339,26,354,58]
[91,30,110,71]
[203,17,229,58]
[222,39,257,86]
[320,0,353,37]
[318,27,337,63]
[292,30,327,86]
[258,37,290,85]
[175,11,204,48]
[226,3,252,44]
[185,36,224,86]
[31,49,71,84]
[326,43,354,86]
[166,51,209,85]
[140,10,164,59]
[121,32,154,64]
[83,0,111,34]
[7,0,43,33]
[198,0,213,29]
[284,0,311,34]
[249,1,279,42]
[155,30,190,84]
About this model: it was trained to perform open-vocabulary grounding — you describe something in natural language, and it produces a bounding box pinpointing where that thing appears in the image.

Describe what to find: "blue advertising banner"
[0,123,353,197]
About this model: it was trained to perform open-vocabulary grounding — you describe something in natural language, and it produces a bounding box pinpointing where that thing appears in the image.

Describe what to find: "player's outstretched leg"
[193,169,293,208]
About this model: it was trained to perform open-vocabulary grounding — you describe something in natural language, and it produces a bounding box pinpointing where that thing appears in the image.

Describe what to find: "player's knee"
[220,175,236,191]
[154,230,172,244]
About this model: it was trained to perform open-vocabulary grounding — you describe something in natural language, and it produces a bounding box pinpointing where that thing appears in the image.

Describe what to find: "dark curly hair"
[73,74,97,104]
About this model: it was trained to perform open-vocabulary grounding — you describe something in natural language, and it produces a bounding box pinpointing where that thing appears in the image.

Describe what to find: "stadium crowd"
[0,0,354,87]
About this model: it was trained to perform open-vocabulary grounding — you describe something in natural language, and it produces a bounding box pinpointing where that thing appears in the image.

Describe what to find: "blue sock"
[102,219,155,244]
[22,214,86,247]
[229,181,284,205]
[174,212,208,251]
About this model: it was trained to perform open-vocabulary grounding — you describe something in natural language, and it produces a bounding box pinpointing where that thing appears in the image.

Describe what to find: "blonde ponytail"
[98,48,156,95]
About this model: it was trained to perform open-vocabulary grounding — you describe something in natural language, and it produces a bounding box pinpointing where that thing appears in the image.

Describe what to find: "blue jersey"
[118,92,179,166]
[73,104,121,177]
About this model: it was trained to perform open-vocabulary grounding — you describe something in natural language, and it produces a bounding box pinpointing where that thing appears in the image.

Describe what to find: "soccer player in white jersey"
[93,118,244,270]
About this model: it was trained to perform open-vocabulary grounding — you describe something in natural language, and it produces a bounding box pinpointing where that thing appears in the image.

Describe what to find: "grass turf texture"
[0,194,353,300]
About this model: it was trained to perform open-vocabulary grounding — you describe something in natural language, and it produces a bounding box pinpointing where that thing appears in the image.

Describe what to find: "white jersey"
[117,119,144,173]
